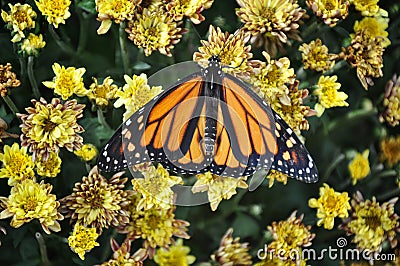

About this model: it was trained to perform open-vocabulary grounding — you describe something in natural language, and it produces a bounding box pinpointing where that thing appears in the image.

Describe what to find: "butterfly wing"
[207,73,318,182]
[270,110,318,183]
[98,73,211,174]
[209,74,277,177]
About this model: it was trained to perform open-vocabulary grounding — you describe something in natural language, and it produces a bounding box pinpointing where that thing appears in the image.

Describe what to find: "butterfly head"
[202,55,223,79]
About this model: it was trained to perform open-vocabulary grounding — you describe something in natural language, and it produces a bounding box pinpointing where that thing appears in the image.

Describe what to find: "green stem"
[300,18,319,39]
[337,178,352,191]
[377,187,400,201]
[365,169,397,185]
[76,8,89,54]
[376,169,398,179]
[18,56,26,78]
[48,24,75,55]
[321,153,345,183]
[35,232,51,266]
[119,22,129,73]
[100,229,118,262]
[97,109,111,129]
[2,95,20,116]
[327,109,377,133]
[28,56,40,98]
[85,162,91,173]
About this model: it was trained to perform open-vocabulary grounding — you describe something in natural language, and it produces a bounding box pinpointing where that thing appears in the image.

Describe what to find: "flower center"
[146,27,160,42]
[322,0,336,10]
[365,214,380,230]
[388,145,400,157]
[95,86,108,98]
[24,196,38,212]
[147,213,161,229]
[0,69,7,83]
[88,190,105,208]
[261,7,276,20]
[13,10,29,24]
[325,196,339,211]
[43,119,58,132]
[7,153,26,171]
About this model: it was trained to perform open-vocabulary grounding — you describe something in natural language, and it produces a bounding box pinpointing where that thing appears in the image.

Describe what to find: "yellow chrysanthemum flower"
[154,239,196,266]
[350,0,386,17]
[266,170,289,188]
[299,39,336,72]
[314,75,349,116]
[379,135,400,167]
[0,63,21,97]
[1,3,36,43]
[251,52,295,107]
[267,212,314,262]
[43,63,87,100]
[123,200,190,254]
[272,81,313,132]
[344,29,384,90]
[95,0,141,34]
[20,33,46,56]
[100,239,147,265]
[342,192,399,253]
[308,183,351,229]
[114,73,162,121]
[0,143,35,186]
[74,143,98,162]
[348,150,370,185]
[353,16,390,48]
[211,228,252,266]
[380,74,400,127]
[192,172,248,211]
[126,8,185,57]
[35,0,71,28]
[87,77,119,108]
[306,0,349,27]
[193,25,255,76]
[166,0,214,24]
[18,98,85,161]
[0,179,63,234]
[35,151,62,178]
[68,223,100,260]
[132,164,183,210]
[236,0,305,56]
[60,167,132,233]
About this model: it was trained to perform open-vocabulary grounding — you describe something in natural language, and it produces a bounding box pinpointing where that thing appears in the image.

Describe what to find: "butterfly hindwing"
[270,110,318,183]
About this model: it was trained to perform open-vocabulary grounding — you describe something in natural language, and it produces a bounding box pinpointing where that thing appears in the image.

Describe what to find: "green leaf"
[11,225,29,248]
[232,213,259,239]
[76,0,97,14]
[19,235,39,261]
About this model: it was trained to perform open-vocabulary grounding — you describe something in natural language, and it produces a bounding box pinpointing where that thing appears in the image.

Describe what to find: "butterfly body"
[98,56,318,183]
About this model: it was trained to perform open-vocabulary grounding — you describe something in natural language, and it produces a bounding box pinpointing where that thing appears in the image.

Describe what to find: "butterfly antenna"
[186,19,213,56]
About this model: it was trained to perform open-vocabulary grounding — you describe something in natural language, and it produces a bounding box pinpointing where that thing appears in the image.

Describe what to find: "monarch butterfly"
[97,55,318,183]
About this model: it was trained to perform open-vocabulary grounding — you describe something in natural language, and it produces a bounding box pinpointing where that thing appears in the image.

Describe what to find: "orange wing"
[98,73,212,174]
[209,74,277,177]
